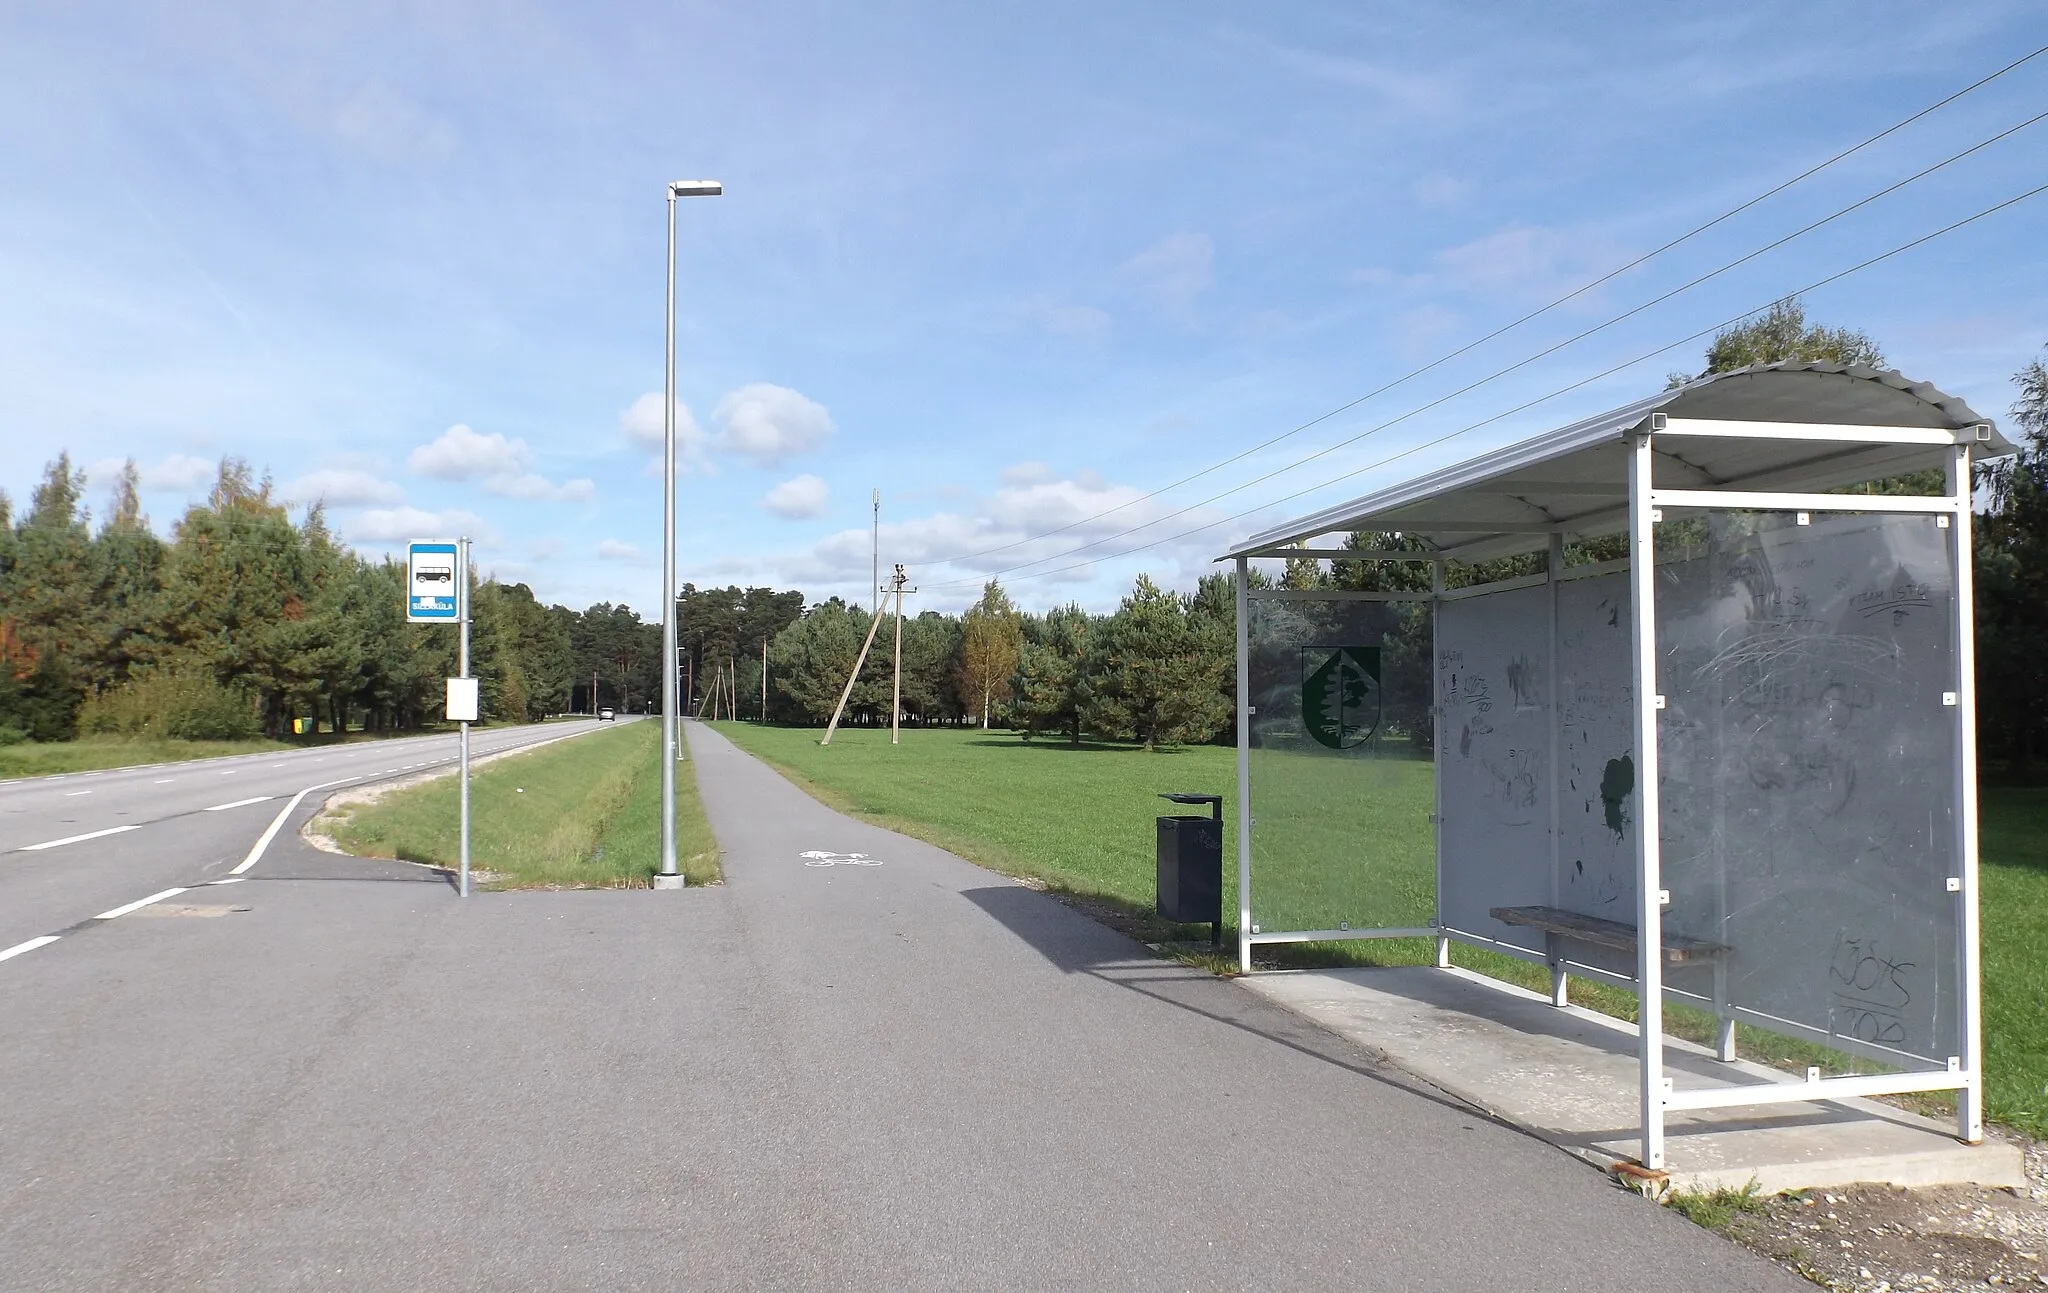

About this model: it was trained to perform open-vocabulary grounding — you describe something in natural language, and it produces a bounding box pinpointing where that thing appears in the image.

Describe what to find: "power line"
[929,179,2048,591]
[926,42,2048,569]
[927,111,2047,588]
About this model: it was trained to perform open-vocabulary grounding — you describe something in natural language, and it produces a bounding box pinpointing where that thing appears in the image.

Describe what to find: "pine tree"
[1084,576,1231,750]
[1014,603,1093,745]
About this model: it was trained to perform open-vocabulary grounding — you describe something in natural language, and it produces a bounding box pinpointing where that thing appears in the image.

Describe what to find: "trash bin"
[1156,793,1223,942]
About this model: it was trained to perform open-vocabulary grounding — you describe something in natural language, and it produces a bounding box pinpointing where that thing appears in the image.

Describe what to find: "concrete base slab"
[1239,964,2025,1196]
[649,874,687,890]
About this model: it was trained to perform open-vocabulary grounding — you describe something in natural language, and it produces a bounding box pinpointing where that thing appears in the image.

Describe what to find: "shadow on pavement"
[958,883,1501,1129]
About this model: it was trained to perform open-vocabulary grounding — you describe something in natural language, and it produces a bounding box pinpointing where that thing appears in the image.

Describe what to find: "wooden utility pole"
[820,600,889,746]
[888,564,914,745]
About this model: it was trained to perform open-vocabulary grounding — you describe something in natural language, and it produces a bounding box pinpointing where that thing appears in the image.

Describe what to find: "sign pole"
[458,535,471,900]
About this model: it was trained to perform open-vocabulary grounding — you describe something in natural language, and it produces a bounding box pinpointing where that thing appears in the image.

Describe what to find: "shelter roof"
[1225,363,2013,562]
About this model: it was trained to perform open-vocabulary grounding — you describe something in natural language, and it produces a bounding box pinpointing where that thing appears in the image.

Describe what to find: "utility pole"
[871,489,880,611]
[760,638,768,723]
[728,657,737,722]
[821,601,889,746]
[889,564,914,745]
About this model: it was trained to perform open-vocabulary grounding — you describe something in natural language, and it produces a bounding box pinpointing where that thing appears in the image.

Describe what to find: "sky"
[1,1,2043,617]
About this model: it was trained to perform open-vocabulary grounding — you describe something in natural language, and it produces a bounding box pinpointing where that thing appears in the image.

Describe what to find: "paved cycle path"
[681,722,1796,1290]
[0,722,1802,1289]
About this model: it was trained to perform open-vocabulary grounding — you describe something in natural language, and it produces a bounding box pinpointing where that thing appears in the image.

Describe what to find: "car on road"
[598,708,616,721]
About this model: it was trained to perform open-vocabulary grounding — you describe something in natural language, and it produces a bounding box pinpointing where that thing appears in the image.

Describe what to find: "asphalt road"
[0,719,1804,1290]
[0,719,619,955]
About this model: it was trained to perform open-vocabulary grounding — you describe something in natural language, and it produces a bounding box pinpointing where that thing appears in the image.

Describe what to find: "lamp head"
[669,179,723,198]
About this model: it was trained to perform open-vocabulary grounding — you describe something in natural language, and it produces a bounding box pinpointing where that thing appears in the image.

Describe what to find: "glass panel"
[1435,582,1554,951]
[1246,596,1435,934]
[1657,511,1959,1070]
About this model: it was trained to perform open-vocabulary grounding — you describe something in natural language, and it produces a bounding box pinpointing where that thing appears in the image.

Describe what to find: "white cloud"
[285,467,405,508]
[143,453,216,492]
[687,465,1243,613]
[410,424,531,480]
[347,506,498,546]
[762,474,830,519]
[711,383,835,466]
[596,539,641,560]
[407,424,593,502]
[1122,233,1213,320]
[622,392,712,475]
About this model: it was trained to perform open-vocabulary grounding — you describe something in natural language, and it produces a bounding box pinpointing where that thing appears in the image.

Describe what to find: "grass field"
[0,725,479,781]
[316,719,720,888]
[716,722,2048,1140]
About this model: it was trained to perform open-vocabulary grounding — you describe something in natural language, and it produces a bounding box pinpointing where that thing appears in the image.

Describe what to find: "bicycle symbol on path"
[800,850,883,867]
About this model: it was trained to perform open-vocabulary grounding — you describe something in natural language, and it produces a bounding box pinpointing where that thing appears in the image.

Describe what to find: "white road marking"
[204,796,275,812]
[22,824,142,852]
[65,790,91,797]
[230,776,359,875]
[96,887,187,919]
[207,877,246,885]
[220,770,237,776]
[154,778,175,784]
[0,935,60,962]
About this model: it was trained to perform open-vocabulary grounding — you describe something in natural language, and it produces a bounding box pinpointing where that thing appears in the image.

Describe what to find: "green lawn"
[717,722,2048,1140]
[316,719,719,888]
[0,726,469,781]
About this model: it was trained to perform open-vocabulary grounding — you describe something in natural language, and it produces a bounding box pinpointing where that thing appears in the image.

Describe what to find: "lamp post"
[657,178,721,890]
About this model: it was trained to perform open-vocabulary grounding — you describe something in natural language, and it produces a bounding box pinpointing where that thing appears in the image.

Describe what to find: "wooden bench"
[1488,905,1729,965]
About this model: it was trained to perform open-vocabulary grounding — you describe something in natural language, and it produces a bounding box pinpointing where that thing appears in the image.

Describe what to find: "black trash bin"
[1156,793,1223,943]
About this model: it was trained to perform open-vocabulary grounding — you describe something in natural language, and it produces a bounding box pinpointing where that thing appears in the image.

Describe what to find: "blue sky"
[2,1,2042,616]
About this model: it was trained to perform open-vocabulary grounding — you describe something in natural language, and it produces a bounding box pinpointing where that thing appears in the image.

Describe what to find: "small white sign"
[446,677,480,723]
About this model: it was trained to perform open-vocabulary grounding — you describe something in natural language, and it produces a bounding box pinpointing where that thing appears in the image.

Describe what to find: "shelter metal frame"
[1223,364,2005,1170]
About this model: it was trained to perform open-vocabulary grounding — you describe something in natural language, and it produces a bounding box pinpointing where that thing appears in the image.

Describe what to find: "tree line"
[0,459,688,744]
[5,305,2045,769]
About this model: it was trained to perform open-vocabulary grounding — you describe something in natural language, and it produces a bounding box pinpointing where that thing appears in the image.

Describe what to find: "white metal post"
[1950,442,1985,1143]
[458,535,471,900]
[658,189,680,882]
[1234,558,1253,974]
[1628,431,1665,1170]
[1432,559,1450,970]
[1546,532,1566,1006]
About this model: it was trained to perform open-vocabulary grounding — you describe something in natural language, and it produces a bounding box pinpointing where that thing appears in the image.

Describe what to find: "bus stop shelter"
[1222,362,2013,1171]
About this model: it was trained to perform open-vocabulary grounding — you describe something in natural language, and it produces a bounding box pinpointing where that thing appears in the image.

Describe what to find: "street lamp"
[657,178,721,890]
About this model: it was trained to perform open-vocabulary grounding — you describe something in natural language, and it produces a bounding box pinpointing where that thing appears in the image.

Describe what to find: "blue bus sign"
[407,540,462,622]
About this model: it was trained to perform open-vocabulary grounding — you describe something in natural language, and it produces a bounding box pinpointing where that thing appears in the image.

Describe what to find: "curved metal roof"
[1225,362,2010,562]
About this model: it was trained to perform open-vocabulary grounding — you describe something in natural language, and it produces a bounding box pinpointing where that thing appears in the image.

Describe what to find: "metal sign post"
[410,538,474,898]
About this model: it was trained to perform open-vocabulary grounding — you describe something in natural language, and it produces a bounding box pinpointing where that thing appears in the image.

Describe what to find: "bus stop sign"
[407,540,462,622]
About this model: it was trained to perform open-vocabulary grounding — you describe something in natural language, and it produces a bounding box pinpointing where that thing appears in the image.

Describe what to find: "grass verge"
[0,726,473,781]
[316,720,719,888]
[715,722,2048,1141]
